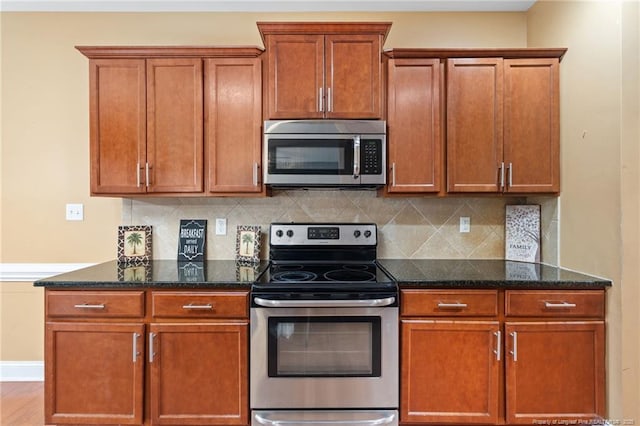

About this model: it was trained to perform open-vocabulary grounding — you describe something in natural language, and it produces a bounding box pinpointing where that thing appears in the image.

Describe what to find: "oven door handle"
[254,412,396,426]
[253,296,396,308]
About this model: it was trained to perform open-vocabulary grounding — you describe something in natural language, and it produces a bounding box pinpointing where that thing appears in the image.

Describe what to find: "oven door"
[250,303,398,409]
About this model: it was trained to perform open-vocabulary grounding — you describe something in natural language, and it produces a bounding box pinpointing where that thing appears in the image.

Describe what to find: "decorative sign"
[235,225,261,263]
[178,262,206,282]
[178,220,207,262]
[118,225,152,264]
[505,205,541,263]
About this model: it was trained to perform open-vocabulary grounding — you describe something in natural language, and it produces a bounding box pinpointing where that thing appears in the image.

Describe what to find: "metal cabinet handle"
[391,163,396,187]
[182,303,213,310]
[353,136,361,179]
[149,332,156,363]
[73,303,105,309]
[132,333,140,363]
[544,301,577,309]
[145,163,151,188]
[327,87,332,112]
[510,331,518,361]
[319,88,324,112]
[499,162,505,190]
[508,162,513,188]
[436,302,468,309]
[136,162,141,187]
[494,330,501,361]
[253,162,260,186]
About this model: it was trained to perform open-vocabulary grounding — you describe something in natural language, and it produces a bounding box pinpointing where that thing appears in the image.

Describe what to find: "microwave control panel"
[362,139,383,175]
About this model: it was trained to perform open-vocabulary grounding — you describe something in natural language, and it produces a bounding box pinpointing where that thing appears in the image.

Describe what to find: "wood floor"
[1,381,44,425]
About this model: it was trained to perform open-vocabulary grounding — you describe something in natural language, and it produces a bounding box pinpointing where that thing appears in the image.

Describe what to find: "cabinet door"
[505,322,605,424]
[401,320,500,424]
[205,58,262,193]
[149,322,249,425]
[504,58,560,193]
[447,58,503,193]
[146,58,204,193]
[89,59,146,194]
[387,58,442,192]
[45,322,145,424]
[325,34,382,119]
[265,34,324,119]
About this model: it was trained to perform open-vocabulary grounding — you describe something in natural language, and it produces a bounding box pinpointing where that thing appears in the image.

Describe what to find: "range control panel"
[270,223,377,246]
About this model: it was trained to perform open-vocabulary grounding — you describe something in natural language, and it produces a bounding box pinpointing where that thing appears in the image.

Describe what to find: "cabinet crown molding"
[257,21,392,45]
[76,45,264,59]
[384,47,567,61]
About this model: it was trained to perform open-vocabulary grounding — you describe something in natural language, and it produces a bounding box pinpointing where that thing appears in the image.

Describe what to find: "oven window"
[267,139,354,175]
[267,316,381,377]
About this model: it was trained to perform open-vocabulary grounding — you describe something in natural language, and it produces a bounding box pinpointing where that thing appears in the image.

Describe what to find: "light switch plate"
[66,203,84,221]
[459,217,470,233]
[215,218,227,235]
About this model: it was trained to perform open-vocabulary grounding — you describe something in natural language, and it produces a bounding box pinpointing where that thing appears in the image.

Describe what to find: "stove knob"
[353,230,361,238]
[275,230,284,238]
[364,230,372,238]
[286,230,294,238]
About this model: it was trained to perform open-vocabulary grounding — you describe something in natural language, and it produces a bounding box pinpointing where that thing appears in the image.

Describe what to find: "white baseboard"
[0,361,44,381]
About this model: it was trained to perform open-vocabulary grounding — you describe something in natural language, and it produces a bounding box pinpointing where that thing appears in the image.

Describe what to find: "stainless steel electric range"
[250,223,399,426]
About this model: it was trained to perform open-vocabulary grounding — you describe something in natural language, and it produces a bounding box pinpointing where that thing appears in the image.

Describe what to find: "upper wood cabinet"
[386,56,443,193]
[86,56,203,195]
[78,46,264,197]
[447,55,562,194]
[205,57,263,194]
[258,22,391,120]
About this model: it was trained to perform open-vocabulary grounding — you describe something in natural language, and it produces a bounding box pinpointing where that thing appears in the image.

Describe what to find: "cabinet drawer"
[152,291,248,319]
[505,290,605,318]
[401,289,498,317]
[46,290,145,318]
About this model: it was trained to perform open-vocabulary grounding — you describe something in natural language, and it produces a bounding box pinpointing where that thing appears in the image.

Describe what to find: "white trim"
[0,263,94,282]
[0,361,44,382]
[0,0,536,13]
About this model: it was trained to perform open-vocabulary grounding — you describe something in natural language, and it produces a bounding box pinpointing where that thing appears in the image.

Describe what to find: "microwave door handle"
[353,135,361,180]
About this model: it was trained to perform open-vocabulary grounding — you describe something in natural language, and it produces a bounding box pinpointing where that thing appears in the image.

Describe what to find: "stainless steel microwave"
[263,120,386,187]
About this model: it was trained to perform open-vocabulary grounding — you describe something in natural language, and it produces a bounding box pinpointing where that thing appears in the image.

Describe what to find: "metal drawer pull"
[182,303,213,310]
[494,330,501,361]
[437,302,468,309]
[132,333,140,363]
[499,162,505,189]
[508,162,513,188]
[510,331,518,362]
[319,88,323,112]
[73,303,105,309]
[544,301,577,309]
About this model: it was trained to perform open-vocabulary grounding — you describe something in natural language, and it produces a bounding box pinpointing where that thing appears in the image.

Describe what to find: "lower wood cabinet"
[45,322,145,425]
[44,289,249,426]
[149,323,248,425]
[400,289,606,425]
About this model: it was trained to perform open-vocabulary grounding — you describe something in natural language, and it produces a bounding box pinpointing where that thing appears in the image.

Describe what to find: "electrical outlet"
[215,218,227,235]
[459,216,470,233]
[66,203,84,221]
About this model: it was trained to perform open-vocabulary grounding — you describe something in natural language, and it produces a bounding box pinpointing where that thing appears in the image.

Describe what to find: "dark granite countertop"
[34,260,267,289]
[35,259,611,290]
[377,259,612,289]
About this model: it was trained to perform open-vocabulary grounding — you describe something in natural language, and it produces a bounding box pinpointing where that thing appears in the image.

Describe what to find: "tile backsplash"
[122,190,558,263]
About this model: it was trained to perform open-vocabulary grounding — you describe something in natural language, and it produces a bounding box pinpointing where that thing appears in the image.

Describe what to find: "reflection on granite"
[377,259,611,289]
[35,260,268,288]
[35,259,611,290]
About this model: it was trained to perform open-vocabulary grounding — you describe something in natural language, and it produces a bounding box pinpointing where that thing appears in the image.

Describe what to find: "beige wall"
[528,0,639,422]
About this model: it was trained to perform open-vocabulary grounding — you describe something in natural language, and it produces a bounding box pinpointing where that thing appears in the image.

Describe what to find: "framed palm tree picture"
[118,225,152,264]
[235,225,261,263]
